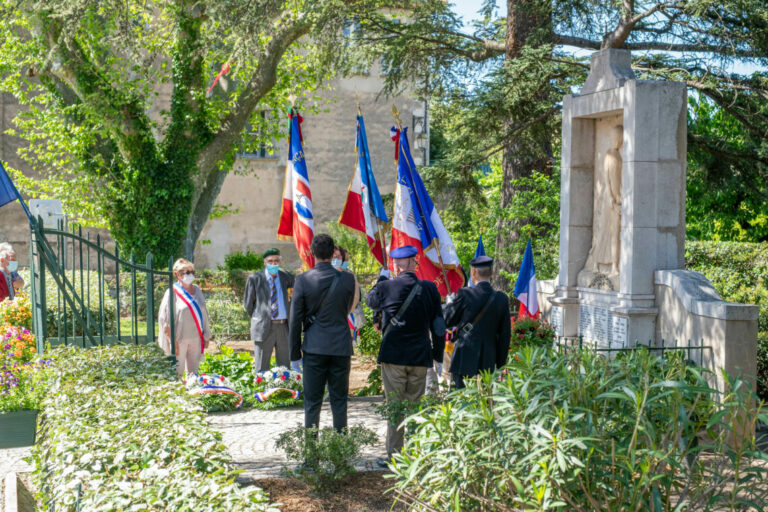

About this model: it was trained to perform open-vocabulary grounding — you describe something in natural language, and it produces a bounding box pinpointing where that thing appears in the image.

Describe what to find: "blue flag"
[474,235,486,258]
[357,115,388,224]
[0,161,32,223]
[396,127,439,249]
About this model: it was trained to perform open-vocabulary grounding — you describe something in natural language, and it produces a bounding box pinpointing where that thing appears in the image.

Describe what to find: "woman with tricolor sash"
[158,258,212,376]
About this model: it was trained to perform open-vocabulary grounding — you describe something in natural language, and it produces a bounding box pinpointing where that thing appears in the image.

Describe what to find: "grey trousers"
[381,363,427,458]
[253,322,289,373]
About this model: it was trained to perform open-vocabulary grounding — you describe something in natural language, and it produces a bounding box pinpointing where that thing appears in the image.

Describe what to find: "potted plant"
[0,324,49,448]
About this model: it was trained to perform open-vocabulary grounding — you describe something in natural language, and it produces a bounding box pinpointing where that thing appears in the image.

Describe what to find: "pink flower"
[280,375,286,381]
[256,377,263,383]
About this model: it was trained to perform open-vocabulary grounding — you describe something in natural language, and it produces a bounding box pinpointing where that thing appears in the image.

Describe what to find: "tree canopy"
[0,0,365,262]
[351,0,768,289]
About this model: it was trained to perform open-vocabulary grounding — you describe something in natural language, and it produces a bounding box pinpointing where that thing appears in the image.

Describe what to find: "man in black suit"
[243,248,295,374]
[444,255,511,389]
[289,234,357,432]
[367,245,445,464]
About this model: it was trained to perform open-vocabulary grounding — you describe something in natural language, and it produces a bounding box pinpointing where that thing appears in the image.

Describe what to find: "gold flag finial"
[391,104,402,127]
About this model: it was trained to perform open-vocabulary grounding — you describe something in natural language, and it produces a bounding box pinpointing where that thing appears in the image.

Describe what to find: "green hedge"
[685,241,768,399]
[31,345,278,511]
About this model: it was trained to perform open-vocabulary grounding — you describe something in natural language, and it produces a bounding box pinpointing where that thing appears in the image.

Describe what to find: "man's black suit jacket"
[289,262,356,361]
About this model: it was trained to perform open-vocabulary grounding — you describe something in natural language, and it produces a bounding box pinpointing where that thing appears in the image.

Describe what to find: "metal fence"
[29,217,180,356]
[554,336,714,372]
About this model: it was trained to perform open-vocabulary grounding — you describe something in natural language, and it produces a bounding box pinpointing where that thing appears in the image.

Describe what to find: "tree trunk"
[493,0,553,293]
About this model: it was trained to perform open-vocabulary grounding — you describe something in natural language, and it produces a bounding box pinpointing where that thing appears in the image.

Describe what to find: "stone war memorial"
[542,49,759,392]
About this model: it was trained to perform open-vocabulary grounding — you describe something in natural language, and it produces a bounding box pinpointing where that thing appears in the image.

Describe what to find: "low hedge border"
[31,345,279,511]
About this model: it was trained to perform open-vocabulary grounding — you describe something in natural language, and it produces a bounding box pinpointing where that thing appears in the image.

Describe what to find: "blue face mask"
[331,258,342,269]
[341,261,349,270]
[6,261,18,273]
[267,264,279,275]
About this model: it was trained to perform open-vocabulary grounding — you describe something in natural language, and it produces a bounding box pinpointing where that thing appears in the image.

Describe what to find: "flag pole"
[392,105,452,295]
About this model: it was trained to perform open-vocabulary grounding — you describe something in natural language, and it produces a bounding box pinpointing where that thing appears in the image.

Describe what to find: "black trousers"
[303,352,351,432]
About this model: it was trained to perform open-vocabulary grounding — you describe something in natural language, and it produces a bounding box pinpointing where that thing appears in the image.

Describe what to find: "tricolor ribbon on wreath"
[254,388,301,403]
[173,283,205,354]
[186,374,243,409]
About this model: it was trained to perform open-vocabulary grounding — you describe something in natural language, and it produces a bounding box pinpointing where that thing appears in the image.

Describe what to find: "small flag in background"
[338,112,389,266]
[276,108,315,268]
[469,235,486,287]
[513,238,539,319]
[0,161,32,223]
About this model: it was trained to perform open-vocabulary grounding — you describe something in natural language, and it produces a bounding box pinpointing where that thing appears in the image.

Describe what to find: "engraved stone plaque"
[551,306,564,336]
[611,316,628,348]
[579,304,622,347]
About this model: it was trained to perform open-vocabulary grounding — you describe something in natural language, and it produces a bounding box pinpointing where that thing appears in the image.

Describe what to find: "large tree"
[354,0,768,291]
[0,0,366,262]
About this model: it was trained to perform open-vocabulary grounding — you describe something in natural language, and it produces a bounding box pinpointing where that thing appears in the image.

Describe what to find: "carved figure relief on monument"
[578,117,623,290]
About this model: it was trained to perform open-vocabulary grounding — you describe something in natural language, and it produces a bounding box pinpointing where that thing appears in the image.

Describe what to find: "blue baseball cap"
[390,245,418,259]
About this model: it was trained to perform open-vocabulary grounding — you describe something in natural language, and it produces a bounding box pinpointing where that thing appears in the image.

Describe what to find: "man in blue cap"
[443,255,511,389]
[367,245,445,466]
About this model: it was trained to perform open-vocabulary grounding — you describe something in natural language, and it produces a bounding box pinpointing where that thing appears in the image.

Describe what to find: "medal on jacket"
[174,283,205,354]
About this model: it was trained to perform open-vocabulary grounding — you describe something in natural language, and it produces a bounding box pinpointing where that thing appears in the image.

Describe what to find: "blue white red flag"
[469,235,486,287]
[0,161,32,223]
[513,238,539,318]
[277,109,315,267]
[338,113,389,266]
[390,126,464,296]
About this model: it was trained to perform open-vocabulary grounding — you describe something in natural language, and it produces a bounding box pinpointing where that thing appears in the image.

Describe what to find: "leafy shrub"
[276,425,377,493]
[354,365,383,397]
[32,345,277,511]
[686,241,768,400]
[356,304,382,357]
[220,249,265,272]
[391,346,768,511]
[205,289,250,341]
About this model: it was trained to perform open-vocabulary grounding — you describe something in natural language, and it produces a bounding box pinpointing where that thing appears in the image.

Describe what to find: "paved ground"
[207,396,388,483]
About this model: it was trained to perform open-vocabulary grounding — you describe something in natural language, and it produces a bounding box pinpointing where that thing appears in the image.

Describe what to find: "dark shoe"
[376,457,390,469]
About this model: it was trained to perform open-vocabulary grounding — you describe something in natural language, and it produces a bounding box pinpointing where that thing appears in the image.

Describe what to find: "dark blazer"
[367,271,445,367]
[243,269,295,341]
[289,262,356,360]
[444,281,511,377]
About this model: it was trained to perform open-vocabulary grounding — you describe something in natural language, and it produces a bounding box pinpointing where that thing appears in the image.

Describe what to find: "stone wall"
[655,269,758,392]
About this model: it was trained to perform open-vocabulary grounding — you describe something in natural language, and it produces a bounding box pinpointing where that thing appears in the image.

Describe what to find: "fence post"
[145,253,155,346]
[115,245,121,342]
[168,257,176,365]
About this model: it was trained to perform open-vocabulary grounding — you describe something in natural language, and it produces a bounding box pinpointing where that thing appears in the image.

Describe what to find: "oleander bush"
[391,346,768,511]
[685,241,768,400]
[31,345,278,511]
[276,425,377,493]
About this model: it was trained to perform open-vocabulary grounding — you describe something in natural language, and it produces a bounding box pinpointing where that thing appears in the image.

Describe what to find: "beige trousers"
[177,338,204,377]
[381,363,427,458]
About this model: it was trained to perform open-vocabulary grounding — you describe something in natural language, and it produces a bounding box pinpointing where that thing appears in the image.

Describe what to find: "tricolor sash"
[173,283,205,353]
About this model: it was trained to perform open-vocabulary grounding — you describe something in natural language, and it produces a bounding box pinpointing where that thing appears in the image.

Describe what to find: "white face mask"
[7,261,18,273]
[331,258,342,269]
[181,274,195,285]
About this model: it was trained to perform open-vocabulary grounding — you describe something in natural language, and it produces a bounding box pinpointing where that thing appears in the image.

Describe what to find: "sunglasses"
[180,270,195,276]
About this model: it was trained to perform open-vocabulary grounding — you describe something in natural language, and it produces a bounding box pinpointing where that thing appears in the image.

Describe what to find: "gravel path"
[207,396,388,483]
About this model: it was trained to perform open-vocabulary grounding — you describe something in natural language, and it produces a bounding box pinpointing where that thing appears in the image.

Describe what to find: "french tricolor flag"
[277,108,315,268]
[390,126,464,297]
[514,238,540,318]
[338,112,388,266]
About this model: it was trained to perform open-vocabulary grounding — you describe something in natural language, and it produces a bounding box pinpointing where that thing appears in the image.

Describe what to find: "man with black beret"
[243,248,295,374]
[367,245,445,465]
[443,255,511,389]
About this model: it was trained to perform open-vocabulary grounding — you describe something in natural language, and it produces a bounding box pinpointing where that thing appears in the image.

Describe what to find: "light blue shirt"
[265,269,287,320]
